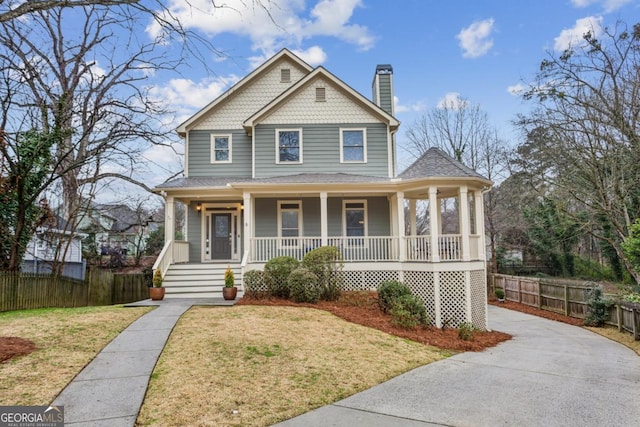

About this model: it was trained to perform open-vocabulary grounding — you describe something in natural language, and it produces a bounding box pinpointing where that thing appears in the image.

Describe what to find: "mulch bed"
[489,299,584,326]
[238,292,512,352]
[0,337,37,363]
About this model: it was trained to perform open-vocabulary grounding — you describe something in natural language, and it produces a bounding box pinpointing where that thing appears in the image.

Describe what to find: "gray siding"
[254,123,389,178]
[187,130,252,177]
[377,74,393,115]
[187,202,201,261]
[255,196,389,237]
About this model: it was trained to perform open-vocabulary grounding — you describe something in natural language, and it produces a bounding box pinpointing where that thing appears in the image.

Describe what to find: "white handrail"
[152,240,173,277]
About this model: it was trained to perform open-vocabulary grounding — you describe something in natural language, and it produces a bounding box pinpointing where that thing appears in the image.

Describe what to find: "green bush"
[243,269,267,298]
[264,256,299,299]
[377,280,412,313]
[302,246,343,301]
[457,322,476,341]
[495,288,505,300]
[288,267,320,303]
[584,284,614,327]
[390,294,429,329]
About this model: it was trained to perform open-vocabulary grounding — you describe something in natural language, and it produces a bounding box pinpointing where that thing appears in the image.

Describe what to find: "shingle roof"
[398,147,488,180]
[155,173,391,190]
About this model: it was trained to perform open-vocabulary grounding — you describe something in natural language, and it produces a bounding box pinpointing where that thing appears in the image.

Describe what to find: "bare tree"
[517,21,640,283]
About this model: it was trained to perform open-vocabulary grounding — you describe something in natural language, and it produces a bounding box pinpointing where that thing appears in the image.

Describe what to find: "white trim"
[275,128,303,164]
[184,132,190,176]
[339,127,367,163]
[200,202,243,262]
[277,200,303,248]
[342,199,368,240]
[210,134,232,164]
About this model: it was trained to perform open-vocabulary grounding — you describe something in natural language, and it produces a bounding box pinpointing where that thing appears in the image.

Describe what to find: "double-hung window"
[276,129,302,163]
[340,128,366,163]
[343,200,367,246]
[278,201,302,247]
[211,135,232,163]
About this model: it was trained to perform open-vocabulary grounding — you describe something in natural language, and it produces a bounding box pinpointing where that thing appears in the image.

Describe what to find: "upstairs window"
[340,128,366,163]
[276,129,302,163]
[281,68,291,83]
[278,201,302,247]
[211,135,232,163]
[316,87,326,102]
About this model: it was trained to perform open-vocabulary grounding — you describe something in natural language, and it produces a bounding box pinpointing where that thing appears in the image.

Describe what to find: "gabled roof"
[399,147,490,182]
[242,66,399,133]
[176,49,313,136]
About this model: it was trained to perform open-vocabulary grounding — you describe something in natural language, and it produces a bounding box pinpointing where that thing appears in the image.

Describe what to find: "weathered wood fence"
[489,273,640,340]
[0,268,150,312]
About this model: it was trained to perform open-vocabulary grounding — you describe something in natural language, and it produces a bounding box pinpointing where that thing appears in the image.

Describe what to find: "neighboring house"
[154,49,491,329]
[22,215,87,280]
[78,203,157,258]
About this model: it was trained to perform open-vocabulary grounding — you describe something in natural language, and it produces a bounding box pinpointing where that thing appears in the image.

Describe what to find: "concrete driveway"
[276,305,640,427]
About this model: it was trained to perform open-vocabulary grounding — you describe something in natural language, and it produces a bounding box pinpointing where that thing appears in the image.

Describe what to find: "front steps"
[163,263,243,299]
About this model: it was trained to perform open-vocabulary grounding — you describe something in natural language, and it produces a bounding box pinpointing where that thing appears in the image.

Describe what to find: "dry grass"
[585,325,640,356]
[137,305,448,427]
[0,305,153,405]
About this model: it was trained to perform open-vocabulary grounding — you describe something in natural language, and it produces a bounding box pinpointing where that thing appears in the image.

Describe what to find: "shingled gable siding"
[254,123,390,178]
[254,196,390,239]
[187,129,252,177]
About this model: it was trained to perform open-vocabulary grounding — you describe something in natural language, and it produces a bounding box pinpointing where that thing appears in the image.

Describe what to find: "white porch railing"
[404,236,432,261]
[152,240,190,277]
[327,236,399,261]
[439,235,461,261]
[252,237,322,263]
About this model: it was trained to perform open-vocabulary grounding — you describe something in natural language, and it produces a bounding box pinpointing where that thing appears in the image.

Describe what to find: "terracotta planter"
[222,286,238,300]
[149,287,165,301]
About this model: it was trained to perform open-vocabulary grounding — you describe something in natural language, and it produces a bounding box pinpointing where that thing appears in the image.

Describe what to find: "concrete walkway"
[51,299,220,426]
[276,305,640,427]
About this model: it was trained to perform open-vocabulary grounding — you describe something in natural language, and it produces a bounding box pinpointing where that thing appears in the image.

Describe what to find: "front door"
[211,213,232,260]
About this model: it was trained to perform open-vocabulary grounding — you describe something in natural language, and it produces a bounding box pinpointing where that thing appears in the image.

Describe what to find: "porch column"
[320,191,328,246]
[164,195,175,245]
[396,191,406,261]
[243,192,252,262]
[429,187,440,262]
[459,185,471,261]
[409,199,417,236]
[475,190,486,260]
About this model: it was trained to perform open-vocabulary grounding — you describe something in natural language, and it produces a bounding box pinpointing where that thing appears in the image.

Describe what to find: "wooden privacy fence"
[489,273,640,340]
[0,269,150,312]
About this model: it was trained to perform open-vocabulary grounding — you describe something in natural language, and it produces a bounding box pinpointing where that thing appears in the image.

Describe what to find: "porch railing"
[249,235,475,263]
[152,240,190,277]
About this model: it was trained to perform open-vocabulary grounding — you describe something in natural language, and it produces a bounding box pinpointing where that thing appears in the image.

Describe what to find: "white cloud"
[456,18,495,58]
[147,0,374,56]
[554,16,603,51]
[437,92,468,110]
[248,45,328,69]
[149,75,240,113]
[570,0,632,13]
[394,96,426,114]
[507,83,525,96]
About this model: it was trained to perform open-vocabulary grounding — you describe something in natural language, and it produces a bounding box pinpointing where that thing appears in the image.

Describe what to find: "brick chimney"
[372,64,394,115]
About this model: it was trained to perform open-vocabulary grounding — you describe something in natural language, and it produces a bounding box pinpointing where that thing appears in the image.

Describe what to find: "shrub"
[288,267,320,303]
[224,265,235,287]
[495,288,505,300]
[377,280,412,313]
[264,256,299,299]
[152,269,163,288]
[458,322,476,341]
[302,246,343,301]
[243,270,266,298]
[584,284,614,327]
[390,294,429,329]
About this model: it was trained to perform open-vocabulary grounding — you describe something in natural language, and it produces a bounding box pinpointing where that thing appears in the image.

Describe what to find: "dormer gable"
[242,66,399,135]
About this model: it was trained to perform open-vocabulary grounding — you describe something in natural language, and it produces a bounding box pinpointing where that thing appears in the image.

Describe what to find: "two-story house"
[154,49,491,329]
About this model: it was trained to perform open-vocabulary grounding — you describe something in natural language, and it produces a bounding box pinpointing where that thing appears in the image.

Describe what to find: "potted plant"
[495,287,505,302]
[222,265,238,300]
[149,269,165,301]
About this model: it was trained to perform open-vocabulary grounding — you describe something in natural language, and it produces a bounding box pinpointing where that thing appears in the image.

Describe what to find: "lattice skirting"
[242,265,488,330]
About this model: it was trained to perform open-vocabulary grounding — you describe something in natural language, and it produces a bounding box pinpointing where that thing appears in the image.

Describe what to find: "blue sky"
[138,0,640,188]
